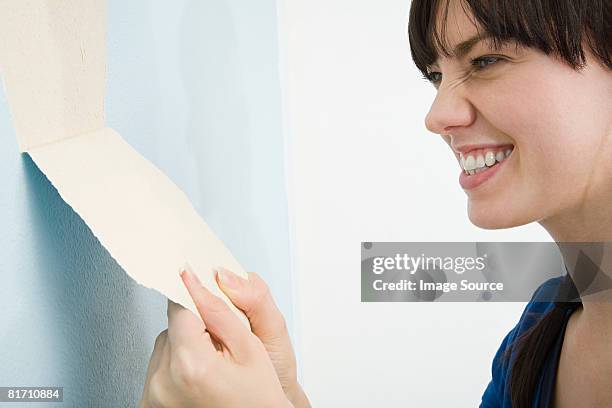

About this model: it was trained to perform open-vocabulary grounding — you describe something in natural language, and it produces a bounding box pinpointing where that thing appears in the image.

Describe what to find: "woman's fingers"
[167,299,218,357]
[216,267,289,343]
[141,270,294,408]
[180,267,255,362]
[214,268,300,395]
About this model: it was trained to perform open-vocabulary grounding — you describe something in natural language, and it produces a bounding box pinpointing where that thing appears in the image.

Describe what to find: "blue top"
[479,276,579,408]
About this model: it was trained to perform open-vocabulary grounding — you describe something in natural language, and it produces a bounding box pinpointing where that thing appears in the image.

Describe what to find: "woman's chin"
[467,202,531,230]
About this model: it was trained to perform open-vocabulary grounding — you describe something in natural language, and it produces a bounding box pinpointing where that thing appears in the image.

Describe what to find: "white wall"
[277,0,551,406]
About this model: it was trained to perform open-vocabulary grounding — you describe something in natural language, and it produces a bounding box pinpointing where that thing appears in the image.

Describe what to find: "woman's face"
[424,1,612,232]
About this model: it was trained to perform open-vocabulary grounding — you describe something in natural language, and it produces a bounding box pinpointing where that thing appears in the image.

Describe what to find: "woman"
[140,0,611,407]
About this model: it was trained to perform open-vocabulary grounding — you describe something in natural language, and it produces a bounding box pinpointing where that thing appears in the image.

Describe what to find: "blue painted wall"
[0,0,292,405]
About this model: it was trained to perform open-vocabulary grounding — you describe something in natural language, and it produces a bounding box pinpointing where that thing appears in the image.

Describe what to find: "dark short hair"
[408,0,611,81]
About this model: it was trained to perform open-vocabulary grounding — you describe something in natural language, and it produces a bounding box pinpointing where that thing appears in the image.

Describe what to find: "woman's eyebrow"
[450,33,491,59]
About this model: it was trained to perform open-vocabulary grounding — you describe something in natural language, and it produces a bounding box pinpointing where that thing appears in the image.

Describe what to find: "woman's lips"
[458,151,511,190]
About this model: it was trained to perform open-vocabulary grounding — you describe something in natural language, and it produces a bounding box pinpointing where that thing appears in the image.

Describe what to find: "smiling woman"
[409,0,611,231]
[408,0,611,407]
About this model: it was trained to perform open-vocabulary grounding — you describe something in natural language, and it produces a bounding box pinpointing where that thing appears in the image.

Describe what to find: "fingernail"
[217,267,242,289]
[180,262,202,286]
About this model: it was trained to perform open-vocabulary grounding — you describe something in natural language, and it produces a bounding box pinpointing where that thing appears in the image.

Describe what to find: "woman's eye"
[424,71,442,84]
[471,55,503,70]
[423,55,504,86]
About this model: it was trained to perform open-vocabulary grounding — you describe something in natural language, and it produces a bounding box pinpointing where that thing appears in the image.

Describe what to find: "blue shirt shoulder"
[479,276,565,408]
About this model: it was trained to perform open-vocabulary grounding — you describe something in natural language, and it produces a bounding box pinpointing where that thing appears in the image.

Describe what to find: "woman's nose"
[424,84,476,135]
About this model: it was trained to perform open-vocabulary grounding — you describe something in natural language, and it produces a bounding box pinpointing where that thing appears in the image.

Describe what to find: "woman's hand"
[140,268,293,408]
[214,267,311,408]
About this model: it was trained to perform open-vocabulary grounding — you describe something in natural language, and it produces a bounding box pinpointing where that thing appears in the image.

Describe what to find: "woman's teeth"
[460,147,513,175]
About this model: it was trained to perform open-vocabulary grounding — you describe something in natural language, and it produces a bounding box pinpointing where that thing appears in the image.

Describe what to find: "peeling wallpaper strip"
[0,0,249,323]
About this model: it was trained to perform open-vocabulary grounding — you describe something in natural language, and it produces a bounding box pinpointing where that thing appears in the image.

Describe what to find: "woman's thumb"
[215,267,288,342]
